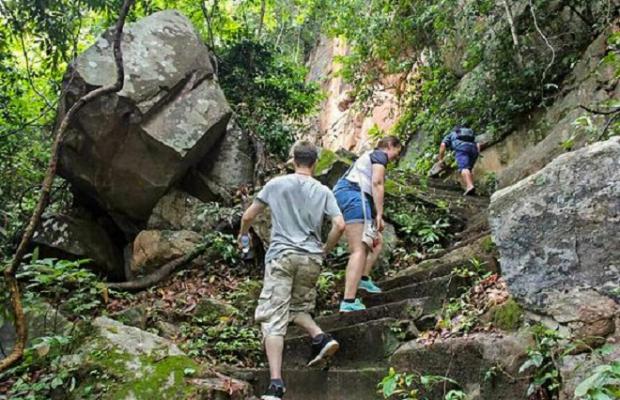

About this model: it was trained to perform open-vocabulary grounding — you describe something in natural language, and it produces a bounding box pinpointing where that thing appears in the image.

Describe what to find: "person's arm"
[371,163,386,232]
[238,201,266,246]
[439,142,447,162]
[323,215,345,255]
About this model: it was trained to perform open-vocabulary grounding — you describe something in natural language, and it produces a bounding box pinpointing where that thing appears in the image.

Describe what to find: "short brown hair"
[292,141,318,167]
[376,135,402,149]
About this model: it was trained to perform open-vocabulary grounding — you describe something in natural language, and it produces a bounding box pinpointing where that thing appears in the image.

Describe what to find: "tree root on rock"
[107,242,209,292]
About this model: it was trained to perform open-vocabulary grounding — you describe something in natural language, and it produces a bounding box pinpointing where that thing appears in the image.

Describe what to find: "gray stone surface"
[32,214,124,279]
[489,137,620,337]
[184,118,255,204]
[58,10,231,221]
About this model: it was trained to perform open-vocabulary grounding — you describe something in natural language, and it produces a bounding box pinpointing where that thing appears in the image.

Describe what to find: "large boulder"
[183,118,255,204]
[32,214,124,279]
[489,137,620,339]
[58,11,231,221]
[130,229,202,277]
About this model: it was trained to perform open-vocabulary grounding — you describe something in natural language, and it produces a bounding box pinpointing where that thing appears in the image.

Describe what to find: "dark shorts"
[455,143,479,171]
[333,179,375,224]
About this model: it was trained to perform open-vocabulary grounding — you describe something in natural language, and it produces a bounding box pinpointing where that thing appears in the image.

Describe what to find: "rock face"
[489,137,620,338]
[480,26,620,188]
[183,118,255,204]
[58,10,231,221]
[130,229,202,276]
[304,35,404,153]
[32,214,124,279]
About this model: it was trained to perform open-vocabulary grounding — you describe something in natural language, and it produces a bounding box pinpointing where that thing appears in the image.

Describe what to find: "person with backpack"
[438,126,481,196]
[238,141,346,400]
[332,136,402,312]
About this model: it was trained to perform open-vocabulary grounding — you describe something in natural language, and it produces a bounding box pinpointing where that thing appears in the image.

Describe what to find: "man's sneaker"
[339,298,366,313]
[307,333,340,367]
[261,384,285,400]
[358,278,382,293]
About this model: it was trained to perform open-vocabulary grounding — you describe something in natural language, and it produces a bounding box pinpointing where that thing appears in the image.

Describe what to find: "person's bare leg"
[265,335,284,380]
[363,233,383,277]
[292,312,323,338]
[461,169,474,191]
[343,223,367,299]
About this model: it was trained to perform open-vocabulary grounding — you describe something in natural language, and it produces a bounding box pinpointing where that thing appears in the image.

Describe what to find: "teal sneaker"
[358,278,382,293]
[339,299,366,313]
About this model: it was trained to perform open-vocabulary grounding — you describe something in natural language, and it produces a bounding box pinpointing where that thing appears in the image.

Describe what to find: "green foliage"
[574,360,620,400]
[378,367,467,400]
[180,317,262,366]
[387,204,450,248]
[16,255,104,317]
[519,325,563,397]
[0,333,81,400]
[218,37,321,158]
[205,231,239,264]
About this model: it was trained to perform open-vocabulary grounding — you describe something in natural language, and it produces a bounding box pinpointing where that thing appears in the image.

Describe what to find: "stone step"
[362,275,468,309]
[389,332,532,400]
[229,366,387,400]
[282,318,400,369]
[287,297,430,338]
[378,261,461,292]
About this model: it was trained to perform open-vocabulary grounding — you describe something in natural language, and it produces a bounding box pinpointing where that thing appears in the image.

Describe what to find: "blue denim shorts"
[333,179,375,224]
[455,143,479,171]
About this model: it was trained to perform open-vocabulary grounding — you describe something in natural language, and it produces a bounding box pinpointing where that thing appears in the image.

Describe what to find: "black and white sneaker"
[307,333,340,367]
[261,384,285,400]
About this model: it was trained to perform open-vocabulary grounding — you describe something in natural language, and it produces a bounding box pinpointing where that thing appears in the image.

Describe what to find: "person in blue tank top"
[438,126,481,196]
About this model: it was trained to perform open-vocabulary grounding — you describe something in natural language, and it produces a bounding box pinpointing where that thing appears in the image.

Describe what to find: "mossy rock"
[65,317,251,399]
[489,298,523,331]
[194,297,238,324]
[314,149,352,187]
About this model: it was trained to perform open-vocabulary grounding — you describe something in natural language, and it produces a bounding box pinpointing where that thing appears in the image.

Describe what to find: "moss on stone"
[491,298,523,331]
[109,355,200,399]
[73,341,202,400]
[481,235,497,254]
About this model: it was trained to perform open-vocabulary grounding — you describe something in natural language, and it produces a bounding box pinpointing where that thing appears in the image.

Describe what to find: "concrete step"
[283,317,400,369]
[362,275,468,309]
[229,366,387,400]
[287,298,429,337]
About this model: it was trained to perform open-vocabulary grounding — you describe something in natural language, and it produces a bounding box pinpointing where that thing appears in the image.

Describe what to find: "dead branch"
[106,242,209,292]
[0,0,135,373]
[528,0,556,87]
[501,0,524,68]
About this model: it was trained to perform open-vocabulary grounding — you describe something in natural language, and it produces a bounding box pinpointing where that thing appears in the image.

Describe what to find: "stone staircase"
[227,180,530,399]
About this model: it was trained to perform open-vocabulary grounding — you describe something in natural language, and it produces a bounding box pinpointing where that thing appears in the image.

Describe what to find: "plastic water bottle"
[240,235,251,254]
[240,234,254,261]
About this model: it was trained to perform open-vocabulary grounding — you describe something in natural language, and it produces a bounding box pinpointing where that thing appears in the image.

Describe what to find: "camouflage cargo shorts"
[255,252,322,338]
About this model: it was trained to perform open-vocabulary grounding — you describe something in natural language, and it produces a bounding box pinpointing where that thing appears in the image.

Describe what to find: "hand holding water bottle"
[237,233,254,261]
